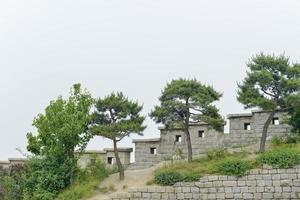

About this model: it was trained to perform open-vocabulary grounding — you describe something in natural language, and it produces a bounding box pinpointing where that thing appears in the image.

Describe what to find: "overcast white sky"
[0,0,300,160]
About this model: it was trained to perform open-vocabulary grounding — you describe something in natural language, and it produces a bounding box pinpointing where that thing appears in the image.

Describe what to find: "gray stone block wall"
[134,140,161,167]
[159,125,223,159]
[132,110,291,168]
[77,148,133,168]
[111,165,300,200]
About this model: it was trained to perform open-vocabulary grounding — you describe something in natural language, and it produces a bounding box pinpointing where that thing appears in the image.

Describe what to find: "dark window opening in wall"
[272,117,279,125]
[150,147,157,155]
[198,130,205,138]
[244,123,251,131]
[107,157,113,165]
[175,135,182,142]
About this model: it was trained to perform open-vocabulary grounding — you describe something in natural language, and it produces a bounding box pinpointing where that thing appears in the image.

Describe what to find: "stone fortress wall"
[131,110,291,169]
[112,165,300,200]
[77,148,132,168]
[0,148,132,170]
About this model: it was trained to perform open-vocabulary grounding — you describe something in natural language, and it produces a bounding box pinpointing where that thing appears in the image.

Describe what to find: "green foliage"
[91,92,146,179]
[216,159,252,177]
[237,53,300,111]
[25,84,94,199]
[24,156,75,199]
[258,148,300,168]
[91,92,146,140]
[154,170,201,186]
[150,78,224,131]
[27,84,93,157]
[181,171,200,182]
[206,148,229,161]
[57,158,111,200]
[237,53,300,152]
[154,151,252,186]
[2,164,26,200]
[150,78,224,162]
[154,171,183,186]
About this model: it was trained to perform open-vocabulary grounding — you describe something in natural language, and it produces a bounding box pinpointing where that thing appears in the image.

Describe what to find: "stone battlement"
[131,110,291,169]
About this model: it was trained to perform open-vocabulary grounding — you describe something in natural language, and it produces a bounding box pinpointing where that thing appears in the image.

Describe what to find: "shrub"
[216,159,252,177]
[258,148,300,168]
[154,171,183,186]
[24,156,75,200]
[206,148,229,161]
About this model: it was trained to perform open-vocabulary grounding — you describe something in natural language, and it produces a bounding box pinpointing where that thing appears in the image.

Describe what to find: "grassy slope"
[153,139,300,184]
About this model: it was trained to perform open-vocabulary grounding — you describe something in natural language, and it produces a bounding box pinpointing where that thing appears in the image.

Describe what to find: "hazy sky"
[1,0,300,160]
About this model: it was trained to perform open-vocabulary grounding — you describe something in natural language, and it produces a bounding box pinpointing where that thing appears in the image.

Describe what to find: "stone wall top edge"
[132,138,161,143]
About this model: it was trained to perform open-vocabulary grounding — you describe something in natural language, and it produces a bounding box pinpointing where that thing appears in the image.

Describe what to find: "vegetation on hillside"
[56,156,116,200]
[153,135,300,186]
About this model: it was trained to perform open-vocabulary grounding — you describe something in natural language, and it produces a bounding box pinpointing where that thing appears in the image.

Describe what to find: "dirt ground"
[86,164,163,200]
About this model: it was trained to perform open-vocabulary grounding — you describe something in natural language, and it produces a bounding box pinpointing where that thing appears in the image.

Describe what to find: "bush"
[258,148,300,168]
[216,159,252,177]
[206,148,229,161]
[154,171,183,186]
[24,156,75,200]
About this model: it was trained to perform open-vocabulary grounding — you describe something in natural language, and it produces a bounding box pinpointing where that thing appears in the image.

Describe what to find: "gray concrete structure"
[131,110,291,169]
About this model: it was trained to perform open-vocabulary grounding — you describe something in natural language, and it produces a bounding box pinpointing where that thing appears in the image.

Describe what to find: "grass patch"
[154,150,253,185]
[258,144,300,168]
[216,158,253,177]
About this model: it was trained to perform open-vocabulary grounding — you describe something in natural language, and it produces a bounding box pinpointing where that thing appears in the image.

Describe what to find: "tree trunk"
[184,123,193,162]
[185,98,192,162]
[113,139,124,180]
[259,110,276,153]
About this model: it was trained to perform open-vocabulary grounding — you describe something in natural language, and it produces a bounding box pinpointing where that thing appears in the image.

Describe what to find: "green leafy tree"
[25,84,93,199]
[237,53,300,152]
[27,84,93,158]
[150,78,224,162]
[91,92,146,180]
